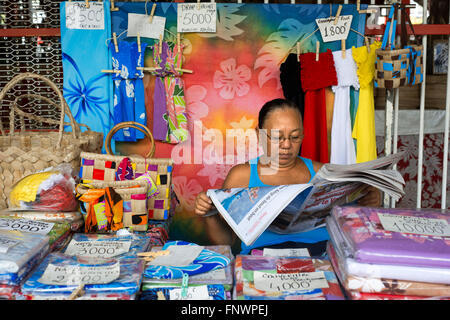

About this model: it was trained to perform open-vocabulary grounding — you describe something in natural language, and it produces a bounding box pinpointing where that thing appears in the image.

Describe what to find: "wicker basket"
[80,122,174,221]
[0,72,103,209]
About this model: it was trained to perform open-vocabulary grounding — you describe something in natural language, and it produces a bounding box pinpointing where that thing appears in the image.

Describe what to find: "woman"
[194,98,381,255]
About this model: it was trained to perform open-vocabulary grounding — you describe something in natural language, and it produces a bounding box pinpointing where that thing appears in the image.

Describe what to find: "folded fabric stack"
[145,219,171,246]
[0,230,50,300]
[234,254,345,300]
[21,233,151,300]
[140,241,231,300]
[327,206,450,300]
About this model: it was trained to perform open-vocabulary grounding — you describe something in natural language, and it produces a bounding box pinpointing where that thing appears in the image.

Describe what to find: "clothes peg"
[137,33,141,53]
[341,39,346,59]
[159,34,163,55]
[113,32,119,53]
[365,36,370,52]
[157,291,166,300]
[177,33,181,53]
[357,0,360,12]
[181,273,189,299]
[110,0,119,12]
[101,69,120,74]
[149,3,157,23]
[68,284,85,300]
[315,41,320,62]
[296,42,300,62]
[334,5,342,25]
[138,250,170,258]
[197,0,201,10]
[85,0,89,9]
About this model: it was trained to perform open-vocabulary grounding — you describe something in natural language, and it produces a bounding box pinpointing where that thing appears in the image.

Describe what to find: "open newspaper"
[206,152,406,246]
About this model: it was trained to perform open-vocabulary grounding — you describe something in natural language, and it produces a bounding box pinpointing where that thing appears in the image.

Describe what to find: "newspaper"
[206,152,405,246]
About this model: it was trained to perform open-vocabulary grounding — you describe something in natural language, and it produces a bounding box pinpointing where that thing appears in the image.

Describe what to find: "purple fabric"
[241,257,277,271]
[331,206,450,268]
[152,42,169,141]
[82,159,95,166]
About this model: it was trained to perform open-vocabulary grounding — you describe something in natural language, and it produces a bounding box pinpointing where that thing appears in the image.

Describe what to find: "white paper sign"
[64,240,132,258]
[191,268,227,282]
[263,248,310,258]
[0,235,21,254]
[65,1,105,30]
[177,3,217,33]
[253,271,329,292]
[169,285,212,300]
[127,13,166,40]
[38,261,120,286]
[0,219,54,235]
[315,15,353,43]
[377,213,450,237]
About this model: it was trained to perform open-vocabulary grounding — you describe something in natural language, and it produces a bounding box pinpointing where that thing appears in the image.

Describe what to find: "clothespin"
[85,0,89,9]
[137,33,141,53]
[181,273,189,299]
[296,42,300,62]
[68,284,85,300]
[101,69,120,74]
[341,39,346,59]
[157,291,166,300]
[177,33,181,53]
[357,0,360,12]
[138,249,170,262]
[113,32,119,53]
[365,36,371,52]
[334,5,342,25]
[110,0,119,12]
[159,34,163,55]
[149,3,157,23]
[315,41,320,62]
[197,0,202,10]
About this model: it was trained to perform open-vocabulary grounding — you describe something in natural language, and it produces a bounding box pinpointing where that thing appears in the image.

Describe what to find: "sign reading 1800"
[177,3,217,33]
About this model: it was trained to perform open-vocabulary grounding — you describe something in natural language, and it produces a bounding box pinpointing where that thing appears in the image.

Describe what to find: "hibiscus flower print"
[186,85,209,130]
[213,58,252,100]
[172,176,203,212]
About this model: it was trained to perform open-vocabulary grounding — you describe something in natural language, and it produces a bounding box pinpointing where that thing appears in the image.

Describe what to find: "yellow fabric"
[9,171,57,206]
[351,41,382,163]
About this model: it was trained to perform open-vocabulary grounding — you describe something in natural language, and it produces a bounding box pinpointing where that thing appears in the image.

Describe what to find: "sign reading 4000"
[65,1,104,30]
[177,3,217,33]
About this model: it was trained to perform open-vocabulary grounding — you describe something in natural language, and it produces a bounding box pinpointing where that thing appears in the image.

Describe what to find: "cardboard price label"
[65,1,105,30]
[377,213,450,237]
[263,248,310,257]
[38,261,120,286]
[169,285,212,300]
[253,271,329,292]
[0,218,54,235]
[177,3,216,33]
[127,13,166,40]
[64,240,132,258]
[315,15,353,42]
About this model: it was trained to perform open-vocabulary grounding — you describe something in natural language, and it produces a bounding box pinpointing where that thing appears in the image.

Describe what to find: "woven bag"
[80,121,174,221]
[0,73,103,209]
[76,180,150,232]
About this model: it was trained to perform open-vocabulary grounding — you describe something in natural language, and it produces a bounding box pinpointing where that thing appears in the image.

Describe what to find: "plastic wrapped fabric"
[142,245,234,292]
[21,253,145,296]
[327,217,450,284]
[234,255,344,300]
[143,241,230,280]
[0,210,84,232]
[63,232,151,260]
[330,206,450,268]
[0,284,23,300]
[25,293,135,300]
[139,284,227,300]
[328,242,450,298]
[346,292,450,300]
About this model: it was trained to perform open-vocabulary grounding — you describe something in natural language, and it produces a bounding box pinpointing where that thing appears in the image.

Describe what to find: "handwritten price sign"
[0,235,21,254]
[169,286,212,300]
[0,218,54,235]
[253,271,329,292]
[378,213,450,237]
[177,3,216,33]
[65,1,104,30]
[315,15,353,43]
[64,240,132,258]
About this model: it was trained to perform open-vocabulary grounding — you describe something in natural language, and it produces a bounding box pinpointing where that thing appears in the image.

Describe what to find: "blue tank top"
[240,156,330,254]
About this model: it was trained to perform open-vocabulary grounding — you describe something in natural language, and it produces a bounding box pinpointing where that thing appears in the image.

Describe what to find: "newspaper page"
[207,184,314,246]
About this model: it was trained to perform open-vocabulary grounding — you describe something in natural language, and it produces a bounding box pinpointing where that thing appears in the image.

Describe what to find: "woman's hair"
[258,98,301,129]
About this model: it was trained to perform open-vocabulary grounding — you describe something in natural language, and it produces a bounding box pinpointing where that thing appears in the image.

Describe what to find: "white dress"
[330,49,360,165]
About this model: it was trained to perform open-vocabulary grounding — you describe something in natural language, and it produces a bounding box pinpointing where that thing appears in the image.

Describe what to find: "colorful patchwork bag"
[375,4,423,89]
[79,122,174,221]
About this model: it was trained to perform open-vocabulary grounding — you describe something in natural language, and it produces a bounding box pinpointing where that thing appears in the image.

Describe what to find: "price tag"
[169,286,212,300]
[377,213,450,237]
[315,15,353,43]
[0,218,54,235]
[64,240,132,258]
[263,248,310,257]
[177,3,217,33]
[65,1,105,30]
[0,235,21,254]
[253,271,329,292]
[38,261,120,286]
[127,13,166,40]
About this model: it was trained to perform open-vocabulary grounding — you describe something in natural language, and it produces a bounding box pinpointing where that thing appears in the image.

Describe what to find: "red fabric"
[299,49,337,163]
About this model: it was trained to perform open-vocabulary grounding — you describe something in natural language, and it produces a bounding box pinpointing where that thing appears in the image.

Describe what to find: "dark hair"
[258,98,301,129]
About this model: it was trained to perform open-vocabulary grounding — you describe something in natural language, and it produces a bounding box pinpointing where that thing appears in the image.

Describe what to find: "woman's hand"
[357,185,382,207]
[194,191,214,216]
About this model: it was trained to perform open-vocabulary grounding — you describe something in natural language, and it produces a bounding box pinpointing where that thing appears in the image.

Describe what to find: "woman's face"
[258,107,303,167]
